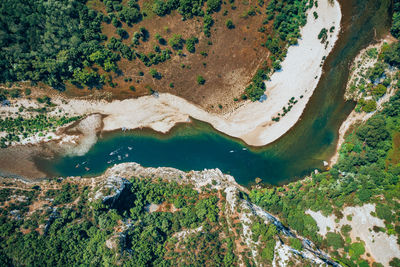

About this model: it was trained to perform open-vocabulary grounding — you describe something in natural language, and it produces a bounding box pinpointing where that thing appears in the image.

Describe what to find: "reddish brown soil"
[66,0,274,113]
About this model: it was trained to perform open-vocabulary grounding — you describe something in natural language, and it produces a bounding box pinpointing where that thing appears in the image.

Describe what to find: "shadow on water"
[37,0,393,186]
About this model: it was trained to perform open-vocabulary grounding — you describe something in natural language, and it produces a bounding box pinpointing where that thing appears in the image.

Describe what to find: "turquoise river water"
[38,0,393,185]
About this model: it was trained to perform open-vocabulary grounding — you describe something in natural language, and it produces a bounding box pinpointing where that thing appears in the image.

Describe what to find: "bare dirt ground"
[67,0,277,113]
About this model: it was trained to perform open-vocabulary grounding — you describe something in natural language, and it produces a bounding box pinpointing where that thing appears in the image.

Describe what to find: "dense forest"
[0,177,247,266]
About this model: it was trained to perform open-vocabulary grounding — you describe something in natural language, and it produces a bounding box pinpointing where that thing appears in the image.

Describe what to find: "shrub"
[371,84,387,98]
[367,62,386,82]
[226,19,234,29]
[197,75,205,85]
[168,34,184,50]
[289,238,302,251]
[366,48,378,58]
[390,258,400,267]
[149,69,162,79]
[326,232,344,249]
[349,242,365,258]
[341,224,352,236]
[207,0,221,13]
[116,28,128,39]
[391,12,400,39]
[186,36,198,53]
[318,28,328,43]
[359,99,377,113]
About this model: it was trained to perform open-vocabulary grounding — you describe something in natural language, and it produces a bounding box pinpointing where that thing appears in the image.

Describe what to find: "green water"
[38,0,392,186]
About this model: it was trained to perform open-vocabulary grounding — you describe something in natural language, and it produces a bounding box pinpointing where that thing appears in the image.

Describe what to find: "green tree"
[326,232,344,250]
[207,0,221,13]
[168,34,184,50]
[226,19,235,29]
[197,75,205,85]
[391,12,400,39]
[186,36,198,53]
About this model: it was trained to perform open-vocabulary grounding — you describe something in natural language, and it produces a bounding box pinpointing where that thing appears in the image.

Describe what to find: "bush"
[340,225,352,236]
[367,62,386,82]
[326,232,344,249]
[289,238,302,251]
[376,204,394,223]
[116,28,128,39]
[390,258,400,267]
[349,242,365,258]
[207,0,221,13]
[149,69,162,79]
[391,12,400,39]
[168,34,184,50]
[226,19,234,29]
[383,42,400,67]
[359,99,377,113]
[186,36,198,53]
[318,28,328,43]
[371,84,387,98]
[197,75,205,85]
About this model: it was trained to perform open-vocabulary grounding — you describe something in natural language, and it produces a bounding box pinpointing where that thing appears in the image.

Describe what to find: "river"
[37,0,392,186]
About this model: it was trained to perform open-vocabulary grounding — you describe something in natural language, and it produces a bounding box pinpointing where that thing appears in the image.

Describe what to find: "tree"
[149,68,162,79]
[391,12,400,39]
[72,69,102,87]
[116,28,129,39]
[359,99,377,113]
[119,6,142,24]
[326,232,344,249]
[371,84,387,97]
[153,0,169,16]
[261,239,275,262]
[318,28,328,43]
[390,258,400,267]
[226,19,234,29]
[383,42,400,67]
[168,34,184,50]
[186,36,198,53]
[356,115,389,147]
[367,62,385,82]
[207,0,221,13]
[289,238,302,251]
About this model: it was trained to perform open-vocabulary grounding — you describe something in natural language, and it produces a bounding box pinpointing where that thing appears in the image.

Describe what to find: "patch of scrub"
[307,203,400,266]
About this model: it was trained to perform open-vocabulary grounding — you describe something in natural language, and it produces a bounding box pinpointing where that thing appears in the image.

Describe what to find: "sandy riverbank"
[0,0,342,150]
[56,0,341,146]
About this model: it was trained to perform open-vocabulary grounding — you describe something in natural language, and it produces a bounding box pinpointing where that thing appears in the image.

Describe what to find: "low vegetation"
[0,115,80,147]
